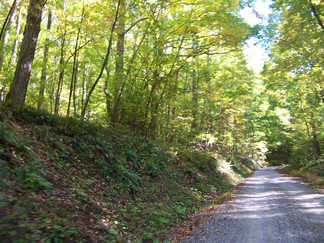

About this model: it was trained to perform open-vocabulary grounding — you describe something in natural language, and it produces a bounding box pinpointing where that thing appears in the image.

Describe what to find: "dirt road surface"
[181,167,324,243]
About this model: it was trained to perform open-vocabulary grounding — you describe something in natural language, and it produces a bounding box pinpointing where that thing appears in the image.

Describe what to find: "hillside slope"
[0,105,261,242]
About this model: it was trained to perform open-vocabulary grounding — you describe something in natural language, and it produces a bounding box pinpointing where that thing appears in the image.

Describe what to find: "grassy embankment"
[0,105,261,242]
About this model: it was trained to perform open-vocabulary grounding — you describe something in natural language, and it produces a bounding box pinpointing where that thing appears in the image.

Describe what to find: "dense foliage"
[262,0,323,171]
[0,0,267,158]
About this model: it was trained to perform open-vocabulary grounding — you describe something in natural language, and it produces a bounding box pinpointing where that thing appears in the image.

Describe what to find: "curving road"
[182,167,324,243]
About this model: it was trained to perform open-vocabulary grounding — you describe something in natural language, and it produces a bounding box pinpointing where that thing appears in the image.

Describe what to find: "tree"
[0,0,18,73]
[38,9,52,110]
[110,0,125,124]
[65,2,87,117]
[0,0,266,158]
[81,0,121,120]
[6,0,46,104]
[261,0,323,162]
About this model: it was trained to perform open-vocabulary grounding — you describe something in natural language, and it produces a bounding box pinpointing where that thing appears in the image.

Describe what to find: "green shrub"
[15,160,52,191]
[0,121,21,147]
[118,165,141,191]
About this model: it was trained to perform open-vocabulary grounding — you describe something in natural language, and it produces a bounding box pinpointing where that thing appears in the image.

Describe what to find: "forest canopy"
[0,0,323,165]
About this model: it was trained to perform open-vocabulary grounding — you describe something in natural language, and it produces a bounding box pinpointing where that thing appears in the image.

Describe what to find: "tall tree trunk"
[111,0,125,124]
[67,5,85,117]
[113,22,149,128]
[143,25,163,137]
[72,60,79,115]
[82,63,88,112]
[54,31,66,115]
[104,66,112,123]
[297,90,315,159]
[0,0,18,73]
[6,0,46,104]
[81,0,121,120]
[0,0,16,40]
[38,9,52,110]
[190,69,199,138]
[8,5,21,67]
[48,61,57,113]
[309,112,321,159]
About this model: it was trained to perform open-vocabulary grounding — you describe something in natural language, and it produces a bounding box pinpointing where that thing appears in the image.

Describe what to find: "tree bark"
[81,0,121,120]
[0,0,18,73]
[309,0,324,30]
[309,112,321,159]
[54,31,66,115]
[0,0,16,42]
[111,0,126,124]
[190,68,199,138]
[8,5,21,66]
[6,0,46,104]
[67,5,85,117]
[38,9,52,110]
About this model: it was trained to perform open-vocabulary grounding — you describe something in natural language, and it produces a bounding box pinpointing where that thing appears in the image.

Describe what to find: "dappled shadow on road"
[234,168,324,220]
[182,167,324,243]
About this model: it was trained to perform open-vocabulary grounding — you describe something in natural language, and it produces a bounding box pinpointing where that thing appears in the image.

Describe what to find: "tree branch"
[124,17,148,35]
[309,0,324,30]
[81,0,121,119]
[0,0,17,42]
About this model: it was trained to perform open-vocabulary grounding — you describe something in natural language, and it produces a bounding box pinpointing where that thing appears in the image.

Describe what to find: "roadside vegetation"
[281,163,324,189]
[0,105,262,242]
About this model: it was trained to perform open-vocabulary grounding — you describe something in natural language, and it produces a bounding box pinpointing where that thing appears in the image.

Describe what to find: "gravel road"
[181,167,324,243]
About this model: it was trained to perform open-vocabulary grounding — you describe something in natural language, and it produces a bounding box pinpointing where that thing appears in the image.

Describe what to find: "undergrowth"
[0,104,258,241]
[282,157,324,188]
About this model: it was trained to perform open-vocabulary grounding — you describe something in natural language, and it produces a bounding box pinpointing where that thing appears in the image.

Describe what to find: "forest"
[0,0,323,241]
